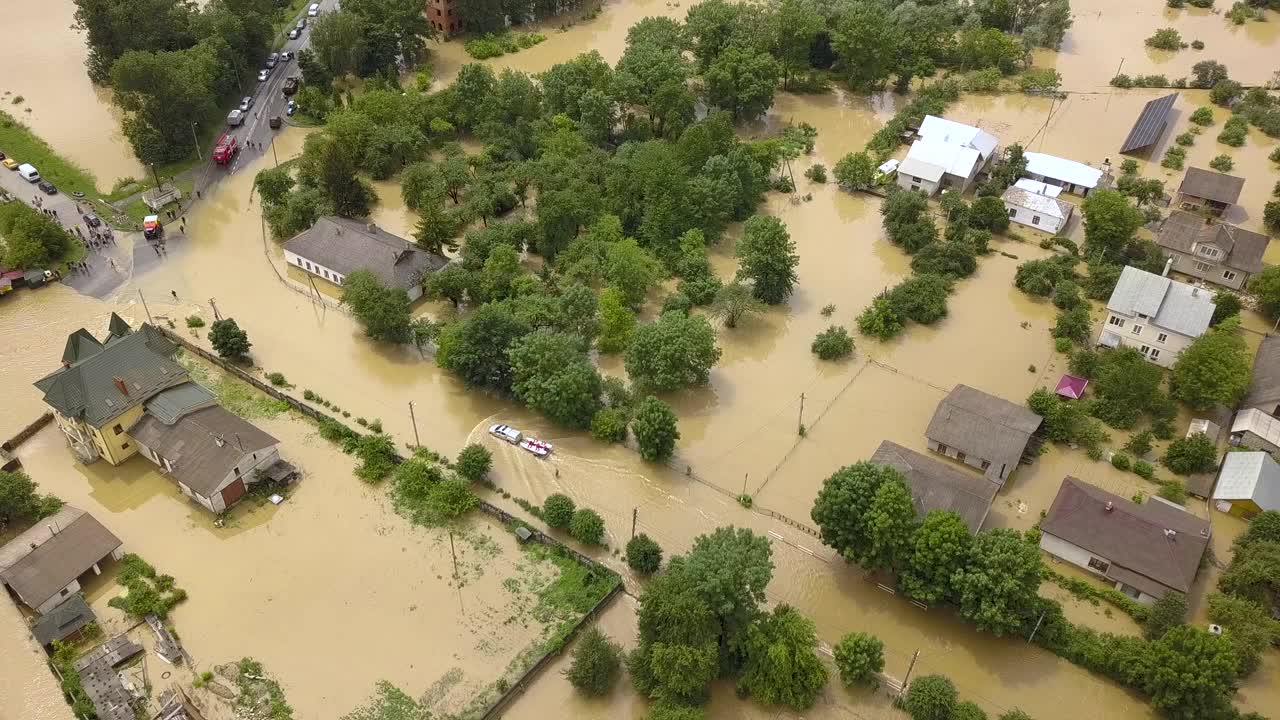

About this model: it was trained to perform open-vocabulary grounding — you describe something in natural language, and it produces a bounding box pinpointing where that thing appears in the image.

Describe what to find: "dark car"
[82,212,101,228]
[282,77,299,96]
[38,181,57,195]
[0,150,5,161]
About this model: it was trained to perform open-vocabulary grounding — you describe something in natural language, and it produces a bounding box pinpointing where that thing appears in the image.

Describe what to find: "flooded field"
[11,393,585,718]
[0,0,144,186]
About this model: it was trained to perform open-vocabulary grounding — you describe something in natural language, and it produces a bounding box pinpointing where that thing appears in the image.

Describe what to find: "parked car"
[257,68,270,82]
[2,158,18,170]
[282,77,299,96]
[297,18,307,29]
[287,100,297,116]
[265,52,278,68]
[280,52,292,63]
[307,3,320,17]
[82,212,101,228]
[38,180,57,195]
[17,163,40,182]
[287,28,299,39]
[238,96,254,112]
[269,116,282,130]
[0,151,5,161]
[227,109,244,127]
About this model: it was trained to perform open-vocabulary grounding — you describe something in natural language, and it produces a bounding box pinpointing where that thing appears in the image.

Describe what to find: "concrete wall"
[1041,532,1106,572]
[897,173,941,196]
[1005,202,1068,235]
[1101,312,1194,368]
[925,439,995,476]
[1165,251,1249,290]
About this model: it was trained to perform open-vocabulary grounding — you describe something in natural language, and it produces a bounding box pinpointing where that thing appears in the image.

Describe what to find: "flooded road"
[0,594,77,720]
[0,0,144,186]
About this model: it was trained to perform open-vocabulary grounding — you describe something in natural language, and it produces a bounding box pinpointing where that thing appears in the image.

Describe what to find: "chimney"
[1161,257,1173,277]
[367,222,376,233]
[1164,529,1177,539]
[214,435,225,448]
[113,377,129,396]
[1104,501,1114,512]
[1191,286,1200,298]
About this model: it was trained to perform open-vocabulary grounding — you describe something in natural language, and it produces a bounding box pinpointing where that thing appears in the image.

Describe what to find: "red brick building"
[427,0,461,34]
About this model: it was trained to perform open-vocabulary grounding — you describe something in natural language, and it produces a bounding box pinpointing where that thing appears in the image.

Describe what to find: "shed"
[1055,375,1089,400]
[1187,418,1221,443]
[1120,93,1178,154]
[1177,167,1245,216]
[1213,451,1280,517]
[870,441,999,533]
[1002,186,1074,234]
[30,593,96,647]
[925,385,1043,485]
[1231,407,1280,455]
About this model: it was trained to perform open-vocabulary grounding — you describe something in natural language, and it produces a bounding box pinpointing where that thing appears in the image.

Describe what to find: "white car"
[307,3,320,16]
[287,28,300,39]
[265,52,279,68]
[488,424,522,444]
[238,96,254,112]
[257,68,270,82]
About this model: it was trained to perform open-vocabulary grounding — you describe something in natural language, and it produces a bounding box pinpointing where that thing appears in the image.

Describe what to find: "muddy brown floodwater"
[2,0,1279,718]
[0,0,145,186]
[0,593,77,720]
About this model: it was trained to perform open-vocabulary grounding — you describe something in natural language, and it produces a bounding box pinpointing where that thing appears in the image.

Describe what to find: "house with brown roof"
[1242,335,1280,419]
[1040,477,1210,604]
[870,441,999,533]
[925,385,1043,485]
[1176,167,1245,217]
[283,217,448,301]
[1156,210,1270,291]
[0,506,123,614]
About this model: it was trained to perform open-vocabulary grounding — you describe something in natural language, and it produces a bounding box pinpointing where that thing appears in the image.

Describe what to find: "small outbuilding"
[1002,186,1074,234]
[1023,152,1104,196]
[30,593,97,647]
[925,384,1044,485]
[1242,335,1280,418]
[1213,451,1280,518]
[897,140,982,196]
[1054,375,1089,400]
[0,506,124,614]
[1230,407,1280,456]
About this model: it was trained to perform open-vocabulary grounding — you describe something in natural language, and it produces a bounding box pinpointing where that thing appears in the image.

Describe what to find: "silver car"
[266,53,279,68]
[257,68,270,82]
[238,96,254,112]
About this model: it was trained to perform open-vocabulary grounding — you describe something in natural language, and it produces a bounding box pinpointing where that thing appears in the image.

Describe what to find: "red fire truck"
[213,132,239,166]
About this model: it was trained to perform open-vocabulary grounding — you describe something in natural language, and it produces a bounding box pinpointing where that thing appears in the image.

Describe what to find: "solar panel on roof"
[1120,93,1178,154]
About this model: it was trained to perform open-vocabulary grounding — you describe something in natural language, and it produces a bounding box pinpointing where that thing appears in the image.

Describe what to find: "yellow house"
[1213,451,1280,518]
[34,315,189,466]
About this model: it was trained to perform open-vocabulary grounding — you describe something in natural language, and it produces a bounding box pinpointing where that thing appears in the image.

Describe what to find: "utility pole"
[270,135,279,168]
[631,508,637,540]
[797,392,806,435]
[899,650,920,697]
[149,164,163,192]
[1106,57,1125,112]
[742,473,748,496]
[408,401,420,449]
[138,289,153,324]
[209,297,222,321]
[449,529,464,614]
[1028,610,1047,644]
[190,122,202,161]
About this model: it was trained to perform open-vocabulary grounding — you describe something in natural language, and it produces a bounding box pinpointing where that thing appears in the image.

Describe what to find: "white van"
[17,163,40,182]
[307,3,320,16]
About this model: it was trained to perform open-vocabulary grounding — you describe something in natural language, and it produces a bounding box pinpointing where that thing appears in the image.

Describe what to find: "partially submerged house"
[870,441,999,533]
[30,593,96,647]
[1230,408,1280,456]
[1213,451,1280,517]
[897,140,982,196]
[0,506,123,614]
[1155,211,1269,291]
[1242,335,1280,418]
[1023,152,1104,197]
[1177,167,1245,217]
[1041,477,1210,604]
[34,316,188,465]
[1099,266,1215,368]
[925,385,1043,485]
[916,115,1000,165]
[1001,185,1074,234]
[283,216,448,301]
[129,385,281,513]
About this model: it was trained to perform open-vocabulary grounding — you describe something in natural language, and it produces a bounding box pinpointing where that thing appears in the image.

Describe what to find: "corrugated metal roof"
[1025,152,1104,189]
[1214,451,1280,511]
[1014,178,1063,197]
[918,115,999,158]
[1001,186,1073,220]
[1120,93,1178,153]
[1105,266,1214,338]
[144,383,217,425]
[1232,408,1280,450]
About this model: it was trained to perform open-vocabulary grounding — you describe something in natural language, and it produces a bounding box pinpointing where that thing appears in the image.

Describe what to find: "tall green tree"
[952,529,1042,636]
[1137,626,1239,720]
[631,396,680,462]
[604,239,663,307]
[0,470,62,528]
[625,312,721,390]
[704,46,781,122]
[710,281,766,329]
[864,478,917,571]
[1082,189,1145,263]
[811,463,906,564]
[899,510,973,606]
[309,11,370,79]
[831,1,901,92]
[435,302,530,390]
[507,330,603,428]
[209,318,251,360]
[833,632,884,688]
[1171,317,1251,410]
[341,270,413,344]
[771,0,824,88]
[737,605,829,710]
[597,287,636,353]
[566,628,623,697]
[737,215,799,304]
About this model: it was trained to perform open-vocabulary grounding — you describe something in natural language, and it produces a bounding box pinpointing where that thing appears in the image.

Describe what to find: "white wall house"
[1023,152,1103,197]
[282,216,448,302]
[917,115,999,167]
[283,248,350,291]
[1099,266,1215,368]
[897,140,980,196]
[1001,186,1074,234]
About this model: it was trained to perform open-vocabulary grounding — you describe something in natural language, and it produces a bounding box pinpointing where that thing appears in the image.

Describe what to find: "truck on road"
[213,133,239,166]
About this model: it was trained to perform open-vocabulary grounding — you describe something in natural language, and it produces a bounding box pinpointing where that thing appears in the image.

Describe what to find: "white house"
[283,216,448,301]
[1001,186,1074,234]
[0,507,124,614]
[897,140,982,196]
[1099,266,1215,368]
[1041,477,1210,604]
[1023,152,1104,196]
[917,115,1000,166]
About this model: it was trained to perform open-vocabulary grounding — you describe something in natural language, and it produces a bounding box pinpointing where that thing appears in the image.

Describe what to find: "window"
[121,442,129,450]
[912,176,921,183]
[980,460,991,470]
[1150,349,1160,360]
[1008,208,1017,217]
[911,184,920,192]
[1223,270,1238,282]
[1108,316,1126,328]
[1087,557,1110,573]
[1157,332,1168,343]
[1140,345,1151,355]
[1198,246,1222,259]
[1131,325,1143,336]
[1031,215,1041,226]
[113,424,123,435]
[1195,261,1212,272]
[61,588,71,597]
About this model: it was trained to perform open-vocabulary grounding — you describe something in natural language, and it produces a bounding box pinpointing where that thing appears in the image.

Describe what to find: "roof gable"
[1179,167,1245,205]
[1156,212,1269,274]
[128,405,279,496]
[1106,266,1214,338]
[62,329,103,365]
[870,441,998,533]
[283,216,448,290]
[1214,450,1280,511]
[918,115,999,158]
[925,385,1042,470]
[0,507,123,608]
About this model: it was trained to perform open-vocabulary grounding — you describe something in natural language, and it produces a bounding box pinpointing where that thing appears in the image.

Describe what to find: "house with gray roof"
[1177,167,1245,217]
[1040,477,1210,604]
[1242,335,1280,418]
[870,441,999,533]
[129,385,280,513]
[34,315,188,465]
[1099,266,1215,368]
[1213,451,1280,518]
[30,593,96,647]
[283,217,448,301]
[1156,210,1269,291]
[0,506,123,614]
[925,385,1043,486]
[1001,185,1074,234]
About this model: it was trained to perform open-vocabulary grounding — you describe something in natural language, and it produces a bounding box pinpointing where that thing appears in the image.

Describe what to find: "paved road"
[221,0,339,174]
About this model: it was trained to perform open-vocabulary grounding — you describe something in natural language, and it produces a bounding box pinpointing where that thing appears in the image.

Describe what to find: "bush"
[625,533,663,574]
[1175,132,1195,146]
[1218,116,1249,146]
[1191,39,1204,50]
[1125,431,1154,458]
[1110,73,1133,88]
[185,315,205,328]
[454,444,492,483]
[569,508,606,545]
[590,408,629,443]
[1111,453,1132,471]
[833,632,884,687]
[903,675,957,720]
[353,434,397,483]
[1161,146,1186,170]
[1209,154,1234,172]
[1134,460,1156,480]
[265,372,288,387]
[209,318,252,360]
[1055,337,1072,353]
[812,325,855,360]
[805,164,827,183]
[1145,28,1184,51]
[1157,480,1187,505]
[543,493,576,528]
[1163,433,1218,475]
[1052,307,1091,343]
[565,628,622,696]
[1191,107,1214,126]
[1210,79,1243,107]
[953,703,989,720]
